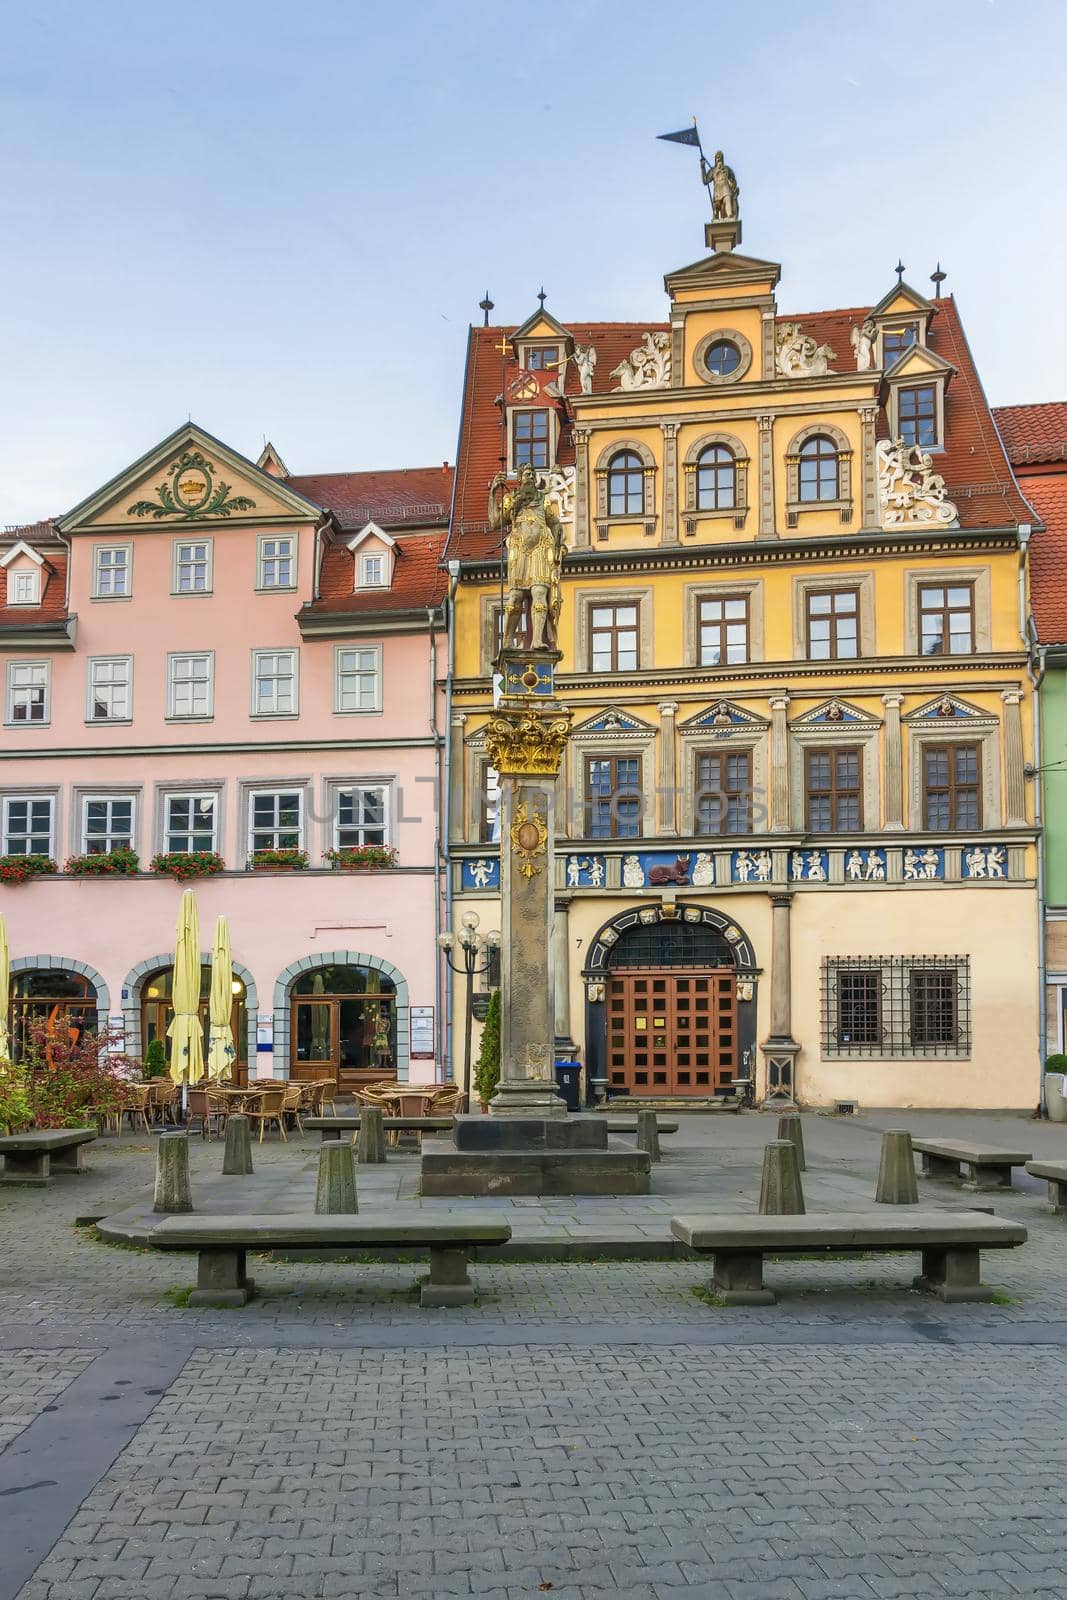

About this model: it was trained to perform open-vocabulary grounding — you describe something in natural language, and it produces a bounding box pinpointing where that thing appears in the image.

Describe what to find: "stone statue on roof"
[488,463,565,652]
[701,149,739,221]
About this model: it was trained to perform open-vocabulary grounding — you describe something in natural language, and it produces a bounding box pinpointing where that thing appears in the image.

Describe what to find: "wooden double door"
[606,968,737,1096]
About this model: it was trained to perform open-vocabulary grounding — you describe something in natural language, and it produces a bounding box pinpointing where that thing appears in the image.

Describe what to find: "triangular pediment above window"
[905,693,997,725]
[510,309,573,345]
[256,441,290,478]
[680,699,769,732]
[58,423,323,534]
[0,540,46,569]
[791,698,881,728]
[345,521,397,554]
[571,709,655,737]
[664,250,782,296]
[870,282,935,320]
[884,345,955,382]
[346,522,395,589]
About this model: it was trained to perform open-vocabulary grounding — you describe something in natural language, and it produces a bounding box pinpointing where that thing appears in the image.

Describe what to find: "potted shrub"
[142,1039,167,1080]
[323,845,399,870]
[248,848,309,871]
[473,988,501,1113]
[150,850,225,882]
[1045,1054,1067,1122]
[0,853,57,885]
[64,847,139,877]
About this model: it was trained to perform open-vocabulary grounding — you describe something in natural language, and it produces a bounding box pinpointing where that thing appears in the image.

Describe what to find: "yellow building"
[443,175,1039,1110]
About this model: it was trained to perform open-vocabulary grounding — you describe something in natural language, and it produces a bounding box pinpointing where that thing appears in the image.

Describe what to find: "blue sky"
[2,0,1065,523]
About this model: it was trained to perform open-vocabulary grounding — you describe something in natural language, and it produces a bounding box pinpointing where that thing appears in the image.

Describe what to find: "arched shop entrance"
[9,967,103,1060]
[289,964,398,1092]
[139,966,248,1084]
[583,905,759,1099]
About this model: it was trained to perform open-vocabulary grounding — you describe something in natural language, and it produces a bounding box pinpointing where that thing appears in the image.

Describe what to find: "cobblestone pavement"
[5,1110,1067,1598]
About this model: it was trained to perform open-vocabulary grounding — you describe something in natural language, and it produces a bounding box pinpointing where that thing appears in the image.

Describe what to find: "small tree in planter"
[64,847,139,877]
[0,853,57,885]
[142,1039,167,1079]
[150,850,225,882]
[473,988,501,1112]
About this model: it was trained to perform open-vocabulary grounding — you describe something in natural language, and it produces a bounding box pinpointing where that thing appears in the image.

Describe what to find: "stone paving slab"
[0,1352,96,1451]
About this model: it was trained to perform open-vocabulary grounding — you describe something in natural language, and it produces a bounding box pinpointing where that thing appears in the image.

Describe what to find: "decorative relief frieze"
[610,331,672,391]
[877,438,958,527]
[775,323,836,378]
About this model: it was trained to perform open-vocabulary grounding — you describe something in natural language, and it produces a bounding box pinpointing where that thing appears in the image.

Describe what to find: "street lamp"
[438,912,501,1104]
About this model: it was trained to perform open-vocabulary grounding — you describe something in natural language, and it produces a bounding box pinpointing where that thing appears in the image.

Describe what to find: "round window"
[704,339,742,378]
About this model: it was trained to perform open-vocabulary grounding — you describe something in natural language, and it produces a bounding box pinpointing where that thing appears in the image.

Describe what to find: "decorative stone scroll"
[775,323,836,378]
[877,438,958,526]
[611,331,672,391]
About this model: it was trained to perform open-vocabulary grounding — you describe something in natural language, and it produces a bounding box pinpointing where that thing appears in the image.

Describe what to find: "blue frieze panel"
[462,856,500,890]
[902,846,945,881]
[789,849,830,882]
[564,855,607,888]
[961,843,1008,879]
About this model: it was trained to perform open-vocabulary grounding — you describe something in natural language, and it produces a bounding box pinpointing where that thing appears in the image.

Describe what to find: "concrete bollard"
[776,1112,806,1172]
[315,1141,358,1214]
[875,1128,919,1205]
[357,1105,387,1165]
[759,1139,805,1215]
[153,1132,193,1214]
[635,1109,661,1163]
[222,1114,254,1176]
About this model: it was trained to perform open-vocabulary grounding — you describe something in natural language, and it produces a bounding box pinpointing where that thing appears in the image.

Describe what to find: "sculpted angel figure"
[488,463,565,651]
[701,149,739,220]
[850,319,876,371]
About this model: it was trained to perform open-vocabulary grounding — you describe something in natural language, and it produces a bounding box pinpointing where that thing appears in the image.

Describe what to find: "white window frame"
[166,652,214,720]
[251,648,299,718]
[257,533,297,591]
[8,569,40,606]
[171,537,213,596]
[1,794,55,856]
[5,660,50,727]
[333,783,391,849]
[333,643,382,714]
[81,793,136,854]
[359,551,387,588]
[162,792,219,854]
[247,787,304,855]
[91,543,132,599]
[86,655,133,723]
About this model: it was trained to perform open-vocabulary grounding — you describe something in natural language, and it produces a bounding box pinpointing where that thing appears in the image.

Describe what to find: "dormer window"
[360,552,386,588]
[524,346,559,371]
[898,384,939,448]
[882,323,918,367]
[513,409,550,469]
[9,569,39,606]
[347,520,396,591]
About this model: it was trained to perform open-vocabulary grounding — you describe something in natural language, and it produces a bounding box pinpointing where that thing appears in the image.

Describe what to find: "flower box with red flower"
[64,848,140,878]
[150,850,225,883]
[323,845,399,871]
[0,853,58,886]
[248,848,309,871]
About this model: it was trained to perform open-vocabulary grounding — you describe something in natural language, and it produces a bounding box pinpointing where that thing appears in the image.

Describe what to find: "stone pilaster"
[553,898,574,1048]
[761,309,776,381]
[757,413,776,538]
[769,695,791,831]
[882,693,905,830]
[1002,688,1027,825]
[761,891,800,1104]
[658,702,678,835]
[573,427,591,549]
[860,404,879,528]
[450,712,467,842]
[670,318,684,387]
[661,421,680,545]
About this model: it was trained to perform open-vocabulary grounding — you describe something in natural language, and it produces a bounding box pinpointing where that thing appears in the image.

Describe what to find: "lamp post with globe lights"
[437,911,501,1104]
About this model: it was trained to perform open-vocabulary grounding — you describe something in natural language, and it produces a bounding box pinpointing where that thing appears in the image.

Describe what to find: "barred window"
[822,956,970,1059]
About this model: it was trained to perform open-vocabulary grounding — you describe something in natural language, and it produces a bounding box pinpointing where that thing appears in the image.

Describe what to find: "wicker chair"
[121,1082,152,1134]
[187,1087,228,1139]
[149,1080,181,1126]
[317,1080,338,1117]
[281,1082,305,1135]
[243,1086,287,1142]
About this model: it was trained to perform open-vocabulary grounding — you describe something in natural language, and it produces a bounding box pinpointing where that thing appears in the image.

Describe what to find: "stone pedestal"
[222,1114,253,1176]
[357,1106,387,1165]
[758,1140,805,1215]
[636,1110,661,1163]
[876,1129,919,1205]
[315,1143,358,1214]
[153,1133,193,1214]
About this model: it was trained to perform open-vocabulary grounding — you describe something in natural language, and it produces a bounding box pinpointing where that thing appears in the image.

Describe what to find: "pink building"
[0,424,453,1088]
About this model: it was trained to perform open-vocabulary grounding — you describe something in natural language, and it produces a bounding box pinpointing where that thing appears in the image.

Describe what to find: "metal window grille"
[821,955,970,1058]
[608,924,737,970]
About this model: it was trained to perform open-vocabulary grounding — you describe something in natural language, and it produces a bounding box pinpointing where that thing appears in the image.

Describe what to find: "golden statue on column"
[488,464,565,652]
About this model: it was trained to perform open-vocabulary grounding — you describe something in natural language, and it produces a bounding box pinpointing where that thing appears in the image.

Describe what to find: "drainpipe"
[1019,524,1047,1112]
[427,603,444,1084]
[440,561,461,1082]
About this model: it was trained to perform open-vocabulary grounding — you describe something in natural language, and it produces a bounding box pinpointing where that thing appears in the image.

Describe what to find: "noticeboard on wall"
[410,1005,435,1060]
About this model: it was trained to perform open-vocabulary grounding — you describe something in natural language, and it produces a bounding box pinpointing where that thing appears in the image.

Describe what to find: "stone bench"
[304,1116,678,1140]
[911,1138,1031,1191]
[147,1213,512,1307]
[1025,1159,1067,1213]
[671,1211,1027,1305]
[0,1128,96,1186]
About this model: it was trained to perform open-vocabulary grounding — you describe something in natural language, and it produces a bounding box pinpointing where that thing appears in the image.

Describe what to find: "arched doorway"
[584,907,758,1099]
[139,966,248,1083]
[9,969,99,1061]
[289,964,397,1091]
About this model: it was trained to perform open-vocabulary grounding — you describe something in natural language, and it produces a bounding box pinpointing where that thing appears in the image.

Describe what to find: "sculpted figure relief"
[701,149,739,220]
[776,323,836,378]
[611,330,672,391]
[850,319,876,371]
[489,463,566,651]
[877,438,958,526]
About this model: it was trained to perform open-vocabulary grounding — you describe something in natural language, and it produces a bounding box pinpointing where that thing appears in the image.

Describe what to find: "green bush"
[143,1039,168,1079]
[0,1059,32,1133]
[473,988,501,1105]
[1046,1054,1067,1074]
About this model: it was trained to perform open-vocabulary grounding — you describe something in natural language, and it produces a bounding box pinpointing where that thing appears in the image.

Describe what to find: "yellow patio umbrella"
[206,915,236,1081]
[0,915,10,1062]
[167,888,204,1086]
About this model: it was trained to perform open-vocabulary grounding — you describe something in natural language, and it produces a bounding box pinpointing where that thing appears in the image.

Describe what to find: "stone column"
[769,695,791,831]
[573,427,592,550]
[860,405,879,527]
[757,413,776,538]
[553,897,574,1049]
[761,890,800,1104]
[658,702,678,835]
[882,693,905,830]
[661,421,680,545]
[1002,689,1027,825]
[450,712,467,842]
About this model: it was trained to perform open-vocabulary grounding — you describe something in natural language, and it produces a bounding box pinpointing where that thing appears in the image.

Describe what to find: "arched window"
[11,969,98,1060]
[140,965,248,1080]
[798,435,839,502]
[695,445,736,510]
[607,450,644,516]
[291,963,397,1087]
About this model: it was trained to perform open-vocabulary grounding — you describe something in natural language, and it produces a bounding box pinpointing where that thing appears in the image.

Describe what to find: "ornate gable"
[680,699,768,732]
[791,698,881,728]
[59,423,323,534]
[905,693,998,726]
[571,709,655,737]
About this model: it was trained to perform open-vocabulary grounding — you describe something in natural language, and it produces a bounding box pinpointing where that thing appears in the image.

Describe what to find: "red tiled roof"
[300,531,448,620]
[1020,472,1067,644]
[447,297,1030,560]
[993,403,1067,465]
[0,545,69,628]
[288,466,454,531]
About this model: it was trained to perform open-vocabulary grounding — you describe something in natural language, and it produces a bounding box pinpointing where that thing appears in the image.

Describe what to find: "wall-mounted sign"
[410,1005,435,1060]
